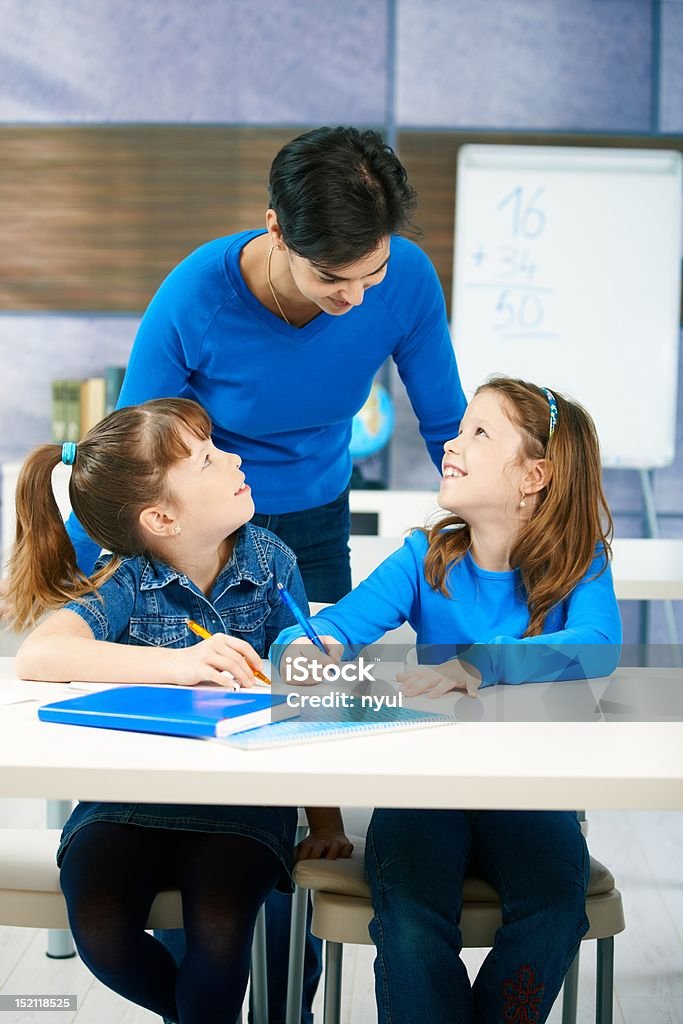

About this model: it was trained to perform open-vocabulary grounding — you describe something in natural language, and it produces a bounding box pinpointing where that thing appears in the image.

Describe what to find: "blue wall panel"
[397,0,652,130]
[0,315,137,466]
[0,0,388,124]
[660,0,683,132]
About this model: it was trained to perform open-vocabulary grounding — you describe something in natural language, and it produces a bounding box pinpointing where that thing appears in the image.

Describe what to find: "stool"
[294,834,625,1024]
[0,828,268,1023]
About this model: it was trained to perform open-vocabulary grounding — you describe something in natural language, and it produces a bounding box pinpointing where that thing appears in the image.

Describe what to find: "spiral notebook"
[221,703,452,749]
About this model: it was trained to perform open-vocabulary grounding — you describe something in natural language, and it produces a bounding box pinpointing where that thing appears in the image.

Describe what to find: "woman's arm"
[390,245,467,469]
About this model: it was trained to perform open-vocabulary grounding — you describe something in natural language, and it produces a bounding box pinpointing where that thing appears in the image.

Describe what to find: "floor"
[0,801,682,1023]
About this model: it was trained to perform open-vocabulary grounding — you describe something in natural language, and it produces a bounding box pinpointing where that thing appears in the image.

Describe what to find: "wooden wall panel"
[0,126,295,311]
[1,126,681,314]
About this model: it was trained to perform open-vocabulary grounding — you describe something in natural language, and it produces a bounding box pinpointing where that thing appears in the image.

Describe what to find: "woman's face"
[286,239,391,316]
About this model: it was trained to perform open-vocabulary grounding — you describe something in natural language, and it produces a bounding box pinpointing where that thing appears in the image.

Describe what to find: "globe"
[349,382,395,459]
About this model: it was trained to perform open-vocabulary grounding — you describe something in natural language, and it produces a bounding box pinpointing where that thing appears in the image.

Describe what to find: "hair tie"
[61,442,77,465]
[539,387,558,441]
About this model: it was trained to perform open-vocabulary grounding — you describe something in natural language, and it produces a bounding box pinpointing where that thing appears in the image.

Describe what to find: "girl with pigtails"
[5,397,352,1024]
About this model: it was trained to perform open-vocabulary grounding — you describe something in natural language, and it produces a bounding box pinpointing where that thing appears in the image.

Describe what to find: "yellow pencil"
[185,619,271,686]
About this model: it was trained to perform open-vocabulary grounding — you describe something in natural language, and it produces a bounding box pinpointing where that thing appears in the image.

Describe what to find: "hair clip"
[539,388,558,441]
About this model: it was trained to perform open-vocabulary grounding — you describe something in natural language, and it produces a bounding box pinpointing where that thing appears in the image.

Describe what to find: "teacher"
[61,126,468,1024]
[67,125,467,600]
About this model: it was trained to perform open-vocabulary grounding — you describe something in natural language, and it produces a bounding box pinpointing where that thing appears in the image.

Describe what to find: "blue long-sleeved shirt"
[273,531,622,685]
[67,231,466,573]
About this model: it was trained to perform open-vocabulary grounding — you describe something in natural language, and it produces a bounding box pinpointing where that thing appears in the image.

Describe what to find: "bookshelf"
[50,366,125,443]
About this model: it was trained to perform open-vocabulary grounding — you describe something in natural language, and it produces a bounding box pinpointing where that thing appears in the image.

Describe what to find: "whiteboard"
[451,145,682,468]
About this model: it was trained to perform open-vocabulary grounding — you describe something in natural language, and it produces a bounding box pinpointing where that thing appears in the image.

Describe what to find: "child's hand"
[278,638,343,686]
[172,634,264,688]
[295,829,354,862]
[396,658,482,699]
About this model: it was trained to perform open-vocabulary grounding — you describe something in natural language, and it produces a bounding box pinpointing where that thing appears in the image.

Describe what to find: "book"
[51,379,67,443]
[62,379,81,443]
[38,685,297,739]
[224,702,452,749]
[80,377,106,438]
[104,365,126,415]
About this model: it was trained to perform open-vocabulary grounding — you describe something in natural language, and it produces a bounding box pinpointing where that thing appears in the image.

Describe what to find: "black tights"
[59,823,282,1024]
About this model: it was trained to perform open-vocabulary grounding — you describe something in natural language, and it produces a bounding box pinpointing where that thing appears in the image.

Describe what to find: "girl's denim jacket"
[65,523,306,656]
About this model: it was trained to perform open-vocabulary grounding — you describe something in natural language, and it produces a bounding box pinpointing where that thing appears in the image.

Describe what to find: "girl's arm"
[16,610,264,688]
[464,553,622,686]
[270,534,423,662]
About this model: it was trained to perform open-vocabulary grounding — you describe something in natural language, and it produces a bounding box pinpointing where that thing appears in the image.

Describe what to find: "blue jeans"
[252,482,352,604]
[159,486,353,1022]
[366,809,590,1024]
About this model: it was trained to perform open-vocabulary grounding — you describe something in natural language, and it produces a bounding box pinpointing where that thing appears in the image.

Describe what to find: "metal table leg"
[46,799,75,959]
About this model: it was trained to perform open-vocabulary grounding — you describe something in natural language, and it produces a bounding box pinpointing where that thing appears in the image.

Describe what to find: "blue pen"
[276,583,329,655]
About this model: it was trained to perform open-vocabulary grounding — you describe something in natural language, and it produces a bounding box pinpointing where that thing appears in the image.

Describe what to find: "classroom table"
[1,658,682,811]
[347,533,683,601]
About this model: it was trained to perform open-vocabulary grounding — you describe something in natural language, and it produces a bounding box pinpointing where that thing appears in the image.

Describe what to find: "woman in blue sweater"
[274,376,622,1024]
[62,124,465,1022]
[67,126,466,602]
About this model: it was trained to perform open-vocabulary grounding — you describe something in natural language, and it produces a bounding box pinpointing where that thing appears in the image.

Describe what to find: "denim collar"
[139,524,273,591]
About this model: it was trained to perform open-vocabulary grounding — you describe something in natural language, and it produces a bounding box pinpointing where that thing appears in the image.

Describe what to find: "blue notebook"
[38,685,297,739]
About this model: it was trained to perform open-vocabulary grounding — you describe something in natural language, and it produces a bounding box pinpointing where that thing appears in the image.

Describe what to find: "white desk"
[349,533,683,601]
[609,538,683,601]
[1,659,682,812]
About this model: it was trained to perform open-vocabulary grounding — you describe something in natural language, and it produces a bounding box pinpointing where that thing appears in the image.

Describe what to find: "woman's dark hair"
[6,398,212,631]
[268,126,418,267]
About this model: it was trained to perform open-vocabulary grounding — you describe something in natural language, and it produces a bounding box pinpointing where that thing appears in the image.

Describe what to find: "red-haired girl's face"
[439,390,539,525]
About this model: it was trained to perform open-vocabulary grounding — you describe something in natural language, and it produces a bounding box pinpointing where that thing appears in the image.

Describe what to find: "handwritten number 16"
[498,186,546,238]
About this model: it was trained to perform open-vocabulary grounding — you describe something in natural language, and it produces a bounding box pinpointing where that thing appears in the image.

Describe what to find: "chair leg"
[561,947,580,1024]
[323,941,343,1024]
[285,883,309,1024]
[595,936,614,1024]
[250,904,269,1024]
[284,818,310,1024]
